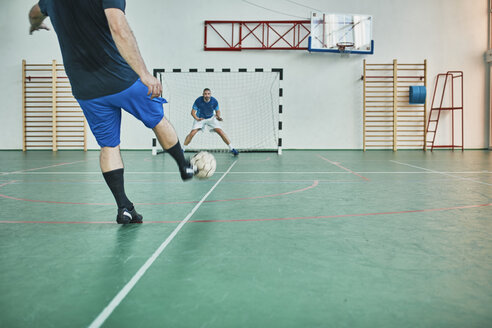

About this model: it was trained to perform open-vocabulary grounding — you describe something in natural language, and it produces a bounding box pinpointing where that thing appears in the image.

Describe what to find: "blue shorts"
[77,79,166,148]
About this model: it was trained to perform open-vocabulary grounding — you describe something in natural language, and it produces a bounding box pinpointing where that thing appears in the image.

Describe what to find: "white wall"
[0,0,488,149]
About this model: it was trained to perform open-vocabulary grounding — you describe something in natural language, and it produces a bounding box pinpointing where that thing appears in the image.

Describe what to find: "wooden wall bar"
[22,60,87,151]
[363,59,427,151]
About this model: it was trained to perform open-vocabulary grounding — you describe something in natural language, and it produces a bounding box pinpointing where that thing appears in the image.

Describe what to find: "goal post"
[153,68,283,154]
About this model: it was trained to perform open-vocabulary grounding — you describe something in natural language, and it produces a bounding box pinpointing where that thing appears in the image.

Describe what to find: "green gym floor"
[0,150,491,328]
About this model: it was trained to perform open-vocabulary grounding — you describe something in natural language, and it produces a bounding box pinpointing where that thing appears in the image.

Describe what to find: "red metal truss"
[204,20,311,51]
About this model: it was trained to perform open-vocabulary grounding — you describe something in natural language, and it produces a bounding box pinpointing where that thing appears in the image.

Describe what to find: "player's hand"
[140,73,162,99]
[29,23,49,35]
[196,118,204,121]
[216,116,223,121]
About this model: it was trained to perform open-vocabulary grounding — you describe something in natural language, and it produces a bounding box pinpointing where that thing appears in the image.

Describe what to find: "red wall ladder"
[426,71,464,151]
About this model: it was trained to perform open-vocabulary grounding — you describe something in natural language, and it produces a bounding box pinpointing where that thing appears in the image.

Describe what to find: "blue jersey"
[39,0,139,100]
[192,97,219,119]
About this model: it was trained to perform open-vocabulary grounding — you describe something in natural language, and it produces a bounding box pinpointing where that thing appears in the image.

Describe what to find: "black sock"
[166,141,188,173]
[102,168,133,210]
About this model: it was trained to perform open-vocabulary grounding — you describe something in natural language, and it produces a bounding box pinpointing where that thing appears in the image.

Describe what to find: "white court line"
[391,160,492,186]
[317,155,370,181]
[6,171,491,175]
[88,160,237,328]
[0,181,17,188]
[1,160,87,175]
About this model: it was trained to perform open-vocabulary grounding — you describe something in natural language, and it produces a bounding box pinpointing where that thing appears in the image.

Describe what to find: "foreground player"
[183,88,239,156]
[29,0,195,224]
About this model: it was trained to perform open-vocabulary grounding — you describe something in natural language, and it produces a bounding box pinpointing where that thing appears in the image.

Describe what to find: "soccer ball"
[190,151,216,179]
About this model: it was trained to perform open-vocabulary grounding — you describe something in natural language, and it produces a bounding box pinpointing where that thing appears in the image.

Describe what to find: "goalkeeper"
[183,88,239,156]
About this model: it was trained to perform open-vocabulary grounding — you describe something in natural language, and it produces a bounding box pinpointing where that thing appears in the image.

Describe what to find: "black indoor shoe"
[116,207,143,224]
[181,161,197,181]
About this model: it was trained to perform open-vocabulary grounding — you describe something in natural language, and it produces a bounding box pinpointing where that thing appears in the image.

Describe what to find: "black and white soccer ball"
[190,151,216,179]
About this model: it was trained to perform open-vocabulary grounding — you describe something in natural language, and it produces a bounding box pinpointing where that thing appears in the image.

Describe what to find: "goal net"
[156,70,281,152]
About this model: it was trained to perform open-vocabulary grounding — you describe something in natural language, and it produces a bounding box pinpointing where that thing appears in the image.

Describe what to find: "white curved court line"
[88,160,238,328]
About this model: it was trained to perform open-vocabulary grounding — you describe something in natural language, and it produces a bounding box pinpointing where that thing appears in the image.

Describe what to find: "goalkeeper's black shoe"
[116,207,143,224]
[180,161,197,181]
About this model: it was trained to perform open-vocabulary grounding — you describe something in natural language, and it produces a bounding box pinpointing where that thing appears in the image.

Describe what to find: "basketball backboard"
[308,12,374,54]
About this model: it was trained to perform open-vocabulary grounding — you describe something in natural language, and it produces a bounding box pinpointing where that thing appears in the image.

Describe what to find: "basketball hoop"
[337,42,354,57]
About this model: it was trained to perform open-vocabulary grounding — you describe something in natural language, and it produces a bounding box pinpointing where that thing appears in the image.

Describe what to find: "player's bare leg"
[152,116,178,148]
[214,128,230,145]
[153,117,196,180]
[184,129,200,147]
[100,145,123,172]
[100,145,142,224]
[214,128,238,156]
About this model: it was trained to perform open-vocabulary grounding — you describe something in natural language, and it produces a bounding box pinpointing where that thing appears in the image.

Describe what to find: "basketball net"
[337,42,354,58]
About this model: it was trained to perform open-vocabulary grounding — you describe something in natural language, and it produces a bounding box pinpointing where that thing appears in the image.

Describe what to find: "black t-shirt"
[39,0,139,100]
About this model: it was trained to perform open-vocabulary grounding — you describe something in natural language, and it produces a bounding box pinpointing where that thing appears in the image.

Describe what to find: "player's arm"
[191,109,203,121]
[215,109,223,121]
[28,3,49,34]
[214,102,223,121]
[104,8,161,99]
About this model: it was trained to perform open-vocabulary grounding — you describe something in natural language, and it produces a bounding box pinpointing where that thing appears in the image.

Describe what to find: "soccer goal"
[153,68,283,153]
